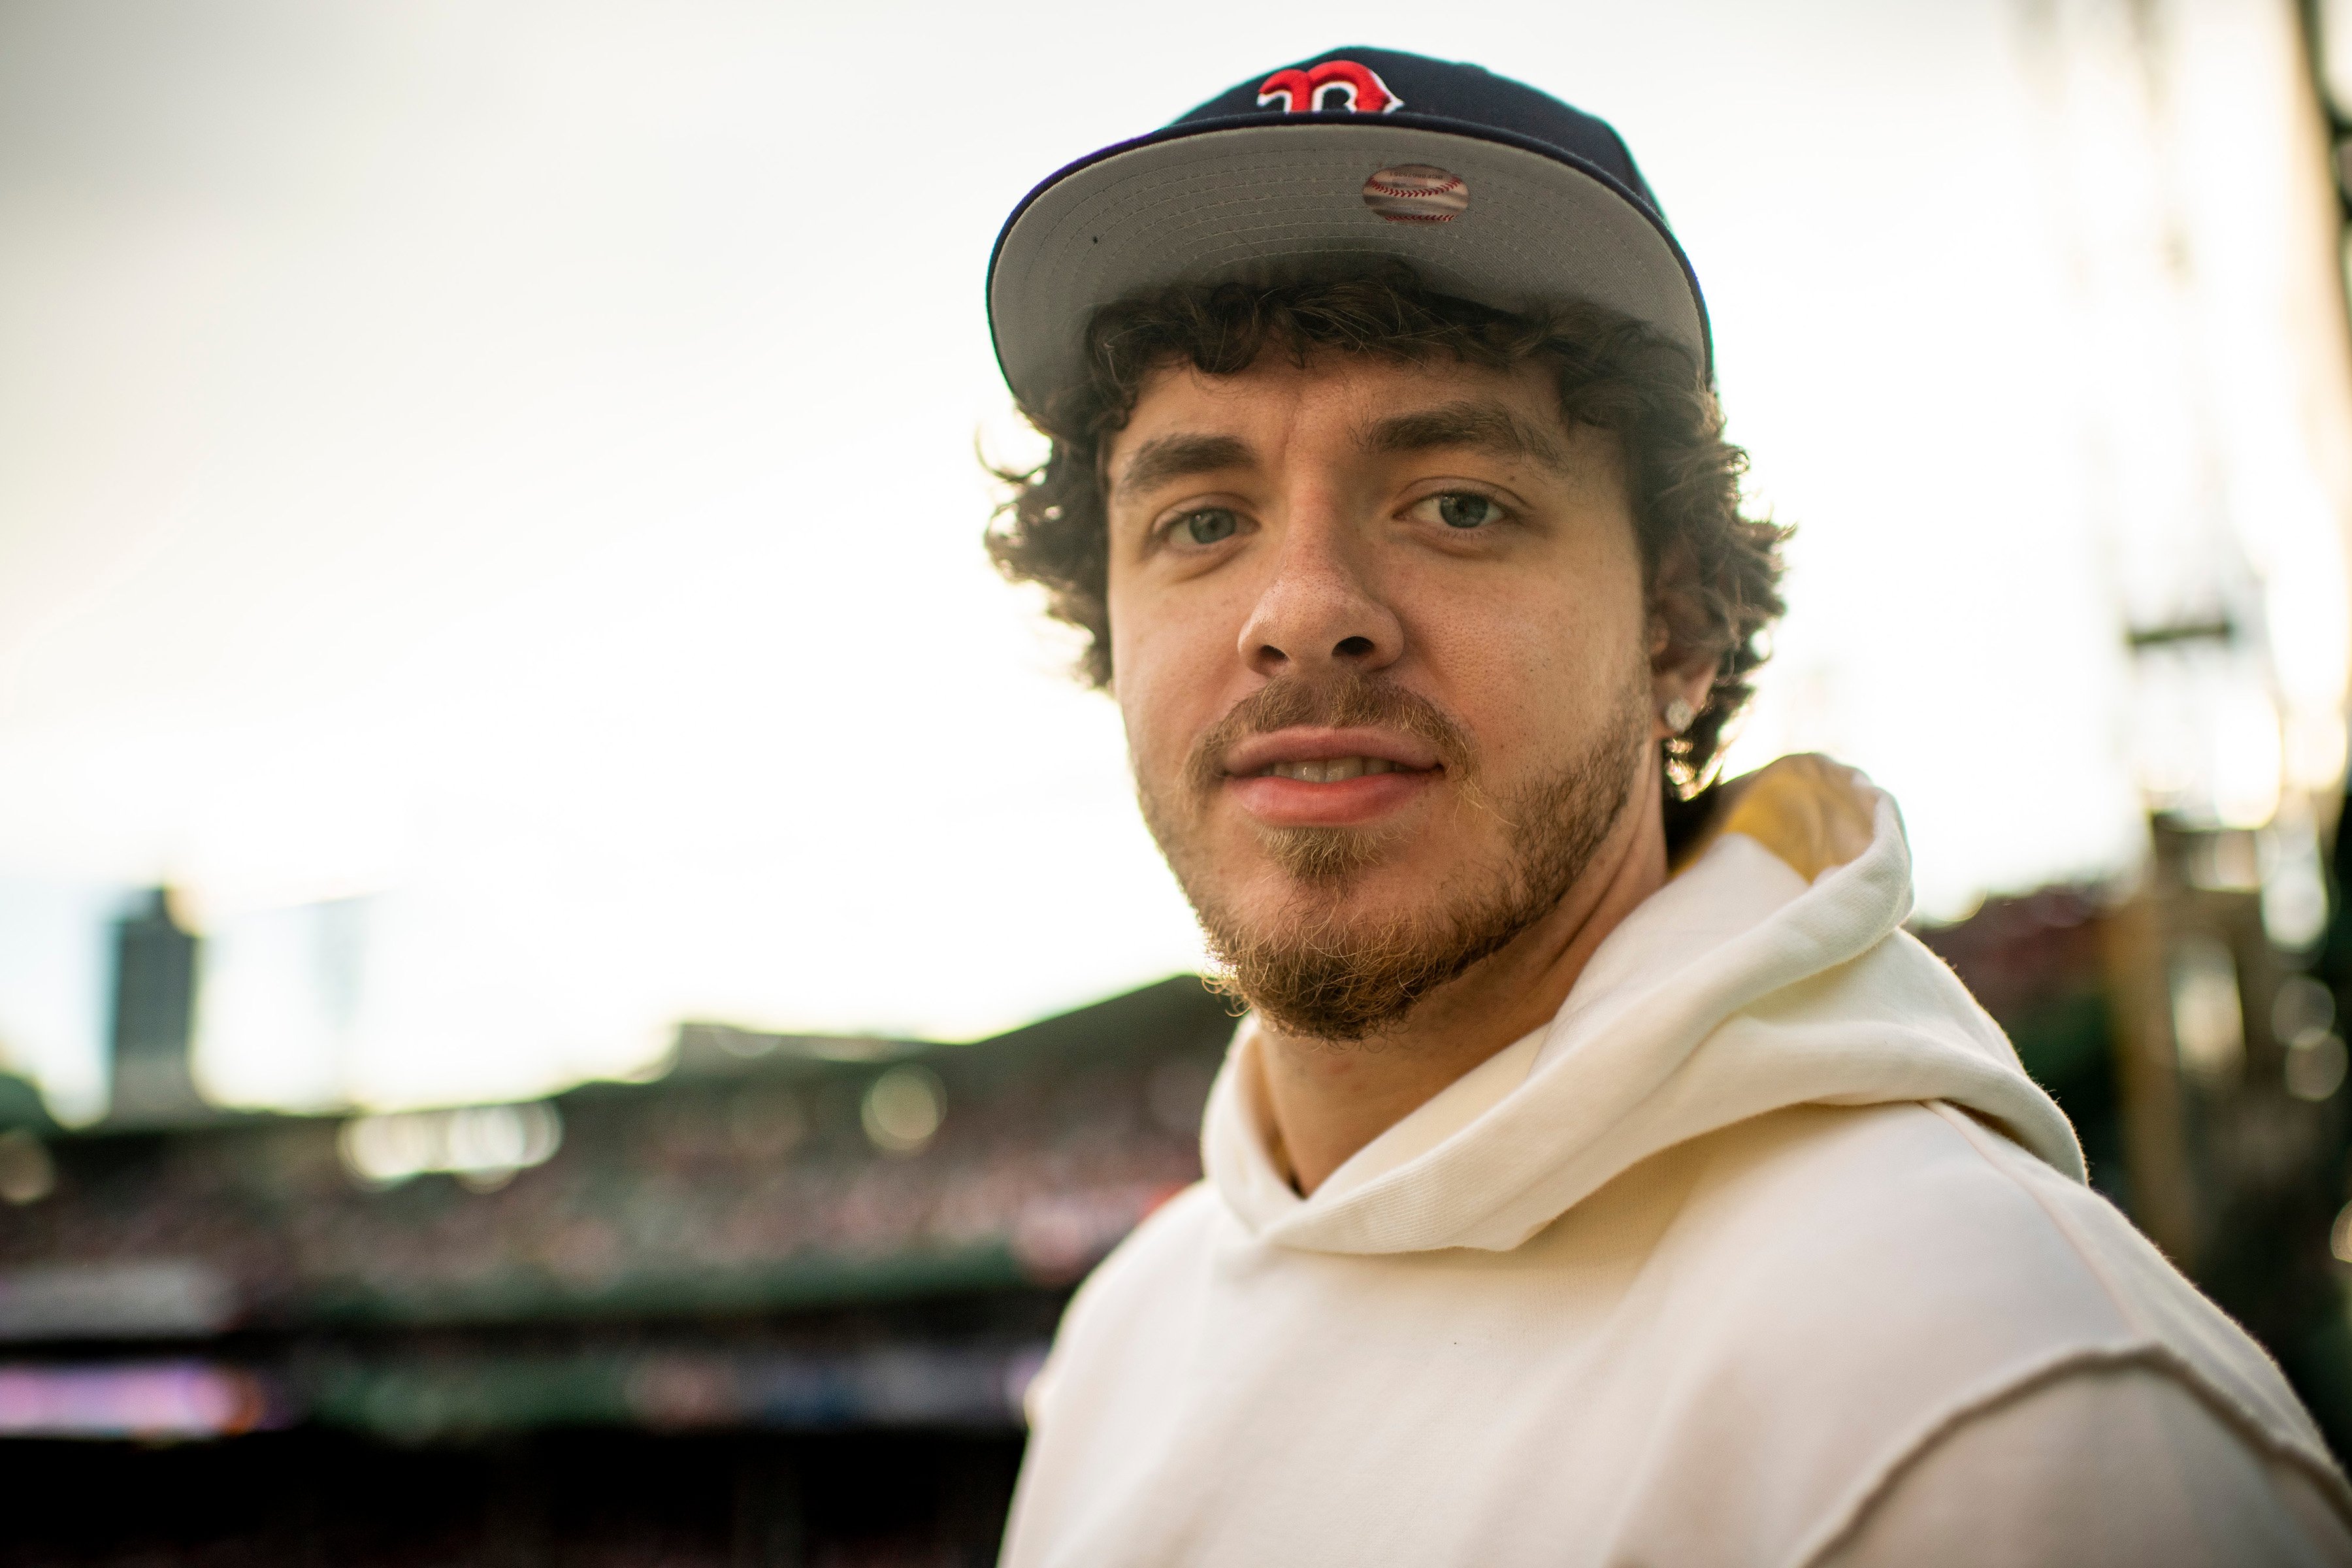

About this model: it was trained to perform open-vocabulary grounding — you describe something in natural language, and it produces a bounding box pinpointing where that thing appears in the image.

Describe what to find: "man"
[982,46,2351,1565]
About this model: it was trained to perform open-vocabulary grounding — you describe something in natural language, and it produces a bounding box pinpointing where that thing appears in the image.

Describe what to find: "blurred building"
[103,890,203,1128]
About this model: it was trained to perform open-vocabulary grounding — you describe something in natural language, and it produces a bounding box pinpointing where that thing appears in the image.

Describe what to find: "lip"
[1218,727,1444,830]
[1219,727,1443,779]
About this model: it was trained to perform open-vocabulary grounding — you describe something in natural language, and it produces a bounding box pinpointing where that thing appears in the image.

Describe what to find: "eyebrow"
[1110,433,1256,500]
[1107,400,1575,503]
[1359,400,1577,476]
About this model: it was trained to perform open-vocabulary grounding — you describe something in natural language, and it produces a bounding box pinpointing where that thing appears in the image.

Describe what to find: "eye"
[1181,508,1239,545]
[1435,492,1501,530]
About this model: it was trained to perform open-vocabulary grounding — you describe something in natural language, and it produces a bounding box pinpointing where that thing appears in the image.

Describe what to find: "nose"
[1235,502,1405,680]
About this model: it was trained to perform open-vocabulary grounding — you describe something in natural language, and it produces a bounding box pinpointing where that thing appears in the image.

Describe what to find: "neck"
[1255,761,1669,1196]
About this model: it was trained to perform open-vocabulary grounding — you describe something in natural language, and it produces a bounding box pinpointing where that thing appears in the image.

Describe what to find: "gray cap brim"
[987,120,1710,416]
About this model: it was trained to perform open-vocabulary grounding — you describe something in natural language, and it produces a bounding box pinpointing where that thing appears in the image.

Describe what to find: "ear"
[1645,537,1718,742]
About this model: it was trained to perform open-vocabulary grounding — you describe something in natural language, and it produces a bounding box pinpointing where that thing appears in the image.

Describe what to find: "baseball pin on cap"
[1362,164,1469,223]
[986,45,1710,414]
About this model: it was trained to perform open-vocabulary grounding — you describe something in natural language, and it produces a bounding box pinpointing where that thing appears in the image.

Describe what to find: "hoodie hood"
[1201,766,2085,1255]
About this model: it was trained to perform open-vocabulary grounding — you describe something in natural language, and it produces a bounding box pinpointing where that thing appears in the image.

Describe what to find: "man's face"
[1104,349,1661,1039]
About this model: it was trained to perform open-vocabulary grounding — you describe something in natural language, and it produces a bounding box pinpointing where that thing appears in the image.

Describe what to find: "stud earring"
[1663,696,1695,735]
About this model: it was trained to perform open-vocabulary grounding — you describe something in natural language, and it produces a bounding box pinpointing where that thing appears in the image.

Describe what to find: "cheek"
[1403,556,1647,752]
[1107,576,1220,780]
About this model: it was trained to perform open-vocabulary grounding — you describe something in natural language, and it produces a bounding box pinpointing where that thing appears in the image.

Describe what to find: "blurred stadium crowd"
[0,977,1230,1565]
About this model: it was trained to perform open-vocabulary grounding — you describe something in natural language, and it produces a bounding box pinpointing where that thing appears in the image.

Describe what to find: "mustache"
[1183,674,1478,800]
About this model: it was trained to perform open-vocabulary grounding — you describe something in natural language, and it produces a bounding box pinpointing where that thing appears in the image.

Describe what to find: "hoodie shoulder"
[1603,1100,2345,1562]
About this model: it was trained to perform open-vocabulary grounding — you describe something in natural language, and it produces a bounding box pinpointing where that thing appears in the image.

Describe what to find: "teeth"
[1265,757,1401,781]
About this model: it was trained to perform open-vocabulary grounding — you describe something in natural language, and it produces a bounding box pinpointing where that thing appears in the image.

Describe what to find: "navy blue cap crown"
[1167,46,1667,222]
[987,45,1710,410]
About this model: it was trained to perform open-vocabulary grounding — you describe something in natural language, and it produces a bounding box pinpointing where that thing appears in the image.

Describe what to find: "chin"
[1230,832,1446,916]
[1251,823,1408,886]
[1194,841,1524,1043]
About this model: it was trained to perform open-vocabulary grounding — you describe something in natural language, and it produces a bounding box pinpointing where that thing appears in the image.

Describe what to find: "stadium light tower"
[2011,0,2352,1306]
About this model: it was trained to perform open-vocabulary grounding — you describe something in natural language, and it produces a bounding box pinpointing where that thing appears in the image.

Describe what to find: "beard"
[1137,670,1649,1043]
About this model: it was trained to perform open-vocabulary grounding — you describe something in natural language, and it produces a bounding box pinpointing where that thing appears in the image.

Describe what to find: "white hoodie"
[1002,775,2352,1567]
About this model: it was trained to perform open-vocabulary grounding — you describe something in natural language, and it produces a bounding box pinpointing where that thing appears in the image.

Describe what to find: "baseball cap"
[986,45,1711,416]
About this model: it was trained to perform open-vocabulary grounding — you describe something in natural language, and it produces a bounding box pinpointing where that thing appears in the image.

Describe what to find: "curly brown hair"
[986,265,1788,797]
